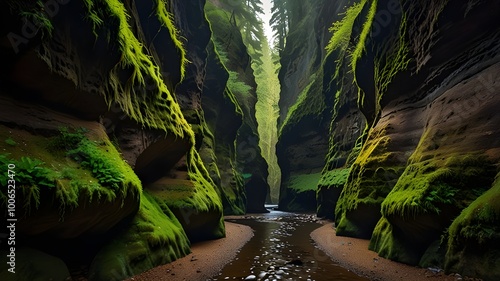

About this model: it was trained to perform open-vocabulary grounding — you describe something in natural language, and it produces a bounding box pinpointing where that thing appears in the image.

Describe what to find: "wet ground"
[210,206,369,281]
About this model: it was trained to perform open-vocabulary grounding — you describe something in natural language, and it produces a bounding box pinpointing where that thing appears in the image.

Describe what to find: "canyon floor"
[128,219,474,281]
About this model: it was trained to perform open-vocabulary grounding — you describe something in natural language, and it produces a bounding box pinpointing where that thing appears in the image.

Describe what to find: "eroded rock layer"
[278,0,500,279]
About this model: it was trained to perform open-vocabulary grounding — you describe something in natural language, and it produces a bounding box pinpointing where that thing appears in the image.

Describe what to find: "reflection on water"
[210,207,369,281]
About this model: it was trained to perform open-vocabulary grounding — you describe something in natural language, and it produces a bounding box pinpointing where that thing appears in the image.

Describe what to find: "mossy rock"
[280,173,321,212]
[317,168,350,219]
[444,173,500,281]
[0,247,70,281]
[370,154,496,265]
[0,125,142,238]
[88,191,190,281]
[146,149,225,242]
[335,129,405,238]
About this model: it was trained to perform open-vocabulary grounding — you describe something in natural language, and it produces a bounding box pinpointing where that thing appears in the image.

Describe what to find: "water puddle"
[210,208,369,281]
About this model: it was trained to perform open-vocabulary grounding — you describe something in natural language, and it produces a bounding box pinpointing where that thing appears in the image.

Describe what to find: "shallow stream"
[210,206,369,281]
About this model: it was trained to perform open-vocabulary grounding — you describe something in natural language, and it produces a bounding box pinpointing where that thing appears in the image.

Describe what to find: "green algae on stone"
[444,173,500,281]
[88,191,190,281]
[334,127,404,238]
[81,0,193,138]
[369,154,497,265]
[147,148,225,242]
[0,127,141,217]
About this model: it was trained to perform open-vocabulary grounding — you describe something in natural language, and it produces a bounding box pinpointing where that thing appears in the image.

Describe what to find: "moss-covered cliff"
[0,0,265,279]
[277,0,500,279]
[205,0,271,213]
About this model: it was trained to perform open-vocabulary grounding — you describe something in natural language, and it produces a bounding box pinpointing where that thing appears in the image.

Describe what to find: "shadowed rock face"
[0,0,229,279]
[278,0,500,279]
[278,1,500,280]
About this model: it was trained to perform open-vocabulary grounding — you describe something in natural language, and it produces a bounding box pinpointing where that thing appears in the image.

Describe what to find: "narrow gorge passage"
[1,0,500,280]
[212,208,368,281]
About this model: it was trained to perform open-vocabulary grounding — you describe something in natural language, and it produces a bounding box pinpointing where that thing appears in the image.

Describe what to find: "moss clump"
[369,154,496,266]
[444,173,500,280]
[289,172,322,193]
[381,154,495,219]
[148,148,225,241]
[368,216,420,264]
[335,126,405,237]
[280,172,321,212]
[81,0,193,139]
[318,168,351,189]
[279,71,326,135]
[317,168,351,219]
[88,191,190,281]
[0,127,141,216]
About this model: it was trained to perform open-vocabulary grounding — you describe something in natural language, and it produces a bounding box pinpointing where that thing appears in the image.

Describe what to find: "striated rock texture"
[277,0,362,212]
[205,0,270,213]
[275,0,500,280]
[0,0,263,279]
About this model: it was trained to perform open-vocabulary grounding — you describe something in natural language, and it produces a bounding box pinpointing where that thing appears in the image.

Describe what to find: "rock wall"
[278,0,500,279]
[0,0,264,279]
[277,0,359,211]
[205,0,270,213]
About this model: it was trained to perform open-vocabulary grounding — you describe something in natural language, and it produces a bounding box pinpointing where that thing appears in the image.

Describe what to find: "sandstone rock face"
[205,0,270,213]
[290,0,500,279]
[277,0,357,212]
[0,0,234,279]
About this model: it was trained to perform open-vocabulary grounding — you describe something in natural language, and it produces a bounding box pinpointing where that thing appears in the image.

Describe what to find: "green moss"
[447,177,500,245]
[153,0,188,80]
[334,127,405,237]
[88,191,190,281]
[0,126,141,216]
[5,0,54,37]
[318,168,351,189]
[440,172,500,280]
[335,129,399,214]
[279,69,326,136]
[148,147,225,240]
[5,138,17,146]
[227,70,253,97]
[368,216,420,264]
[351,0,377,75]
[289,172,322,193]
[82,0,193,139]
[326,1,365,64]
[381,154,495,219]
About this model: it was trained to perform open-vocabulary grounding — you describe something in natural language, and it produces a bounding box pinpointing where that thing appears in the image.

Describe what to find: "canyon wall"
[0,0,267,279]
[277,0,500,280]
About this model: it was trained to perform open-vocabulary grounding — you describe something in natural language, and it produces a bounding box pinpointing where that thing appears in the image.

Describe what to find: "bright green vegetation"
[88,191,190,280]
[326,1,365,58]
[334,127,405,237]
[318,168,351,190]
[253,37,282,202]
[289,172,322,193]
[0,127,141,214]
[280,71,326,135]
[444,172,500,280]
[81,0,193,138]
[148,147,225,240]
[368,153,497,265]
[381,154,495,218]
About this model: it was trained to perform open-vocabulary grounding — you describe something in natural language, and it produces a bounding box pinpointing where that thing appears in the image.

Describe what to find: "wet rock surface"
[211,209,368,281]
